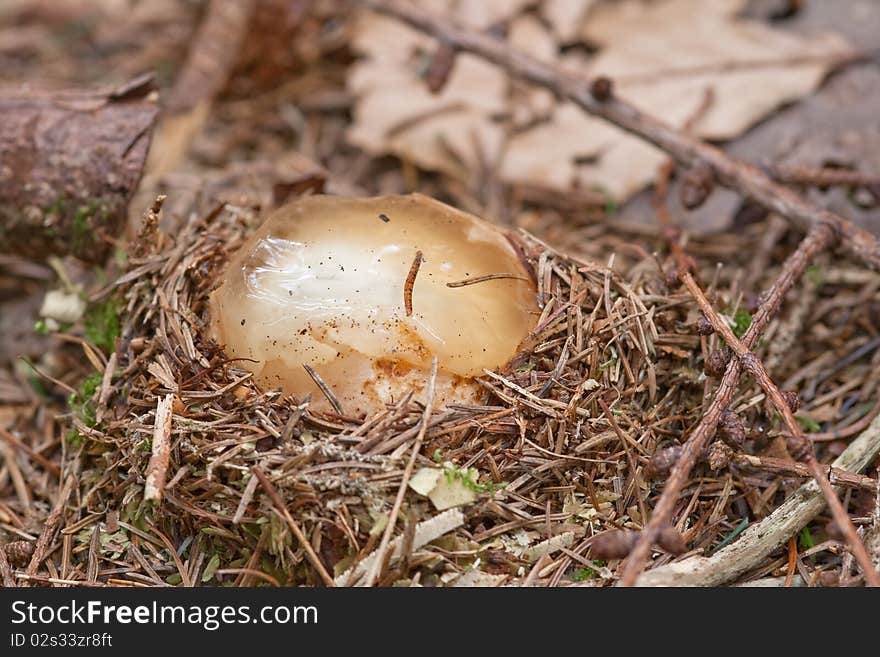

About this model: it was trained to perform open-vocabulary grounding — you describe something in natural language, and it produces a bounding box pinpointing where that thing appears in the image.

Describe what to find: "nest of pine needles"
[13,192,878,588]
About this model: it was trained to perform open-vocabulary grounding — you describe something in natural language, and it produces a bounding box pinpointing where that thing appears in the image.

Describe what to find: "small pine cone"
[706,441,733,470]
[656,526,688,554]
[590,530,638,560]
[592,528,687,560]
[704,349,729,378]
[781,390,800,413]
[696,316,715,336]
[425,42,457,94]
[679,164,715,210]
[645,445,683,479]
[717,410,746,448]
[590,76,614,101]
[4,540,35,566]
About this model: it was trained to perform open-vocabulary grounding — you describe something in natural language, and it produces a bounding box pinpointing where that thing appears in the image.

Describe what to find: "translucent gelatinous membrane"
[209,194,538,416]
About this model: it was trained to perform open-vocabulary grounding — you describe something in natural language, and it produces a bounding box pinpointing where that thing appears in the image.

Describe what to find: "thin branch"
[675,271,879,585]
[732,453,877,493]
[621,131,878,583]
[364,0,880,270]
[638,413,880,586]
[631,153,877,583]
[766,164,880,190]
[616,127,839,584]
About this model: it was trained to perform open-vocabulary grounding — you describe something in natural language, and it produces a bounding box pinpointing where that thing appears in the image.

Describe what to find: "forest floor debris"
[1,0,879,587]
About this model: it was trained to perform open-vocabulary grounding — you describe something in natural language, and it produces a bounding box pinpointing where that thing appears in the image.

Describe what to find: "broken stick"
[144,394,175,502]
[364,0,880,271]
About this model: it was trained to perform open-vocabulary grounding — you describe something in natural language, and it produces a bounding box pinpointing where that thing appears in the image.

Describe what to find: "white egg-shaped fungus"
[209,194,538,416]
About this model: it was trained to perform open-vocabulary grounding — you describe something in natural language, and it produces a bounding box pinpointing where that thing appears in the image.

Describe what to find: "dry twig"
[0,75,157,261]
[732,453,877,492]
[624,153,879,585]
[364,0,880,270]
[673,268,879,585]
[637,413,880,586]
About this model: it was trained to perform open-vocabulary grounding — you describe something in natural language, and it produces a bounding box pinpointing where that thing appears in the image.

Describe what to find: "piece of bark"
[636,412,880,586]
[0,75,158,263]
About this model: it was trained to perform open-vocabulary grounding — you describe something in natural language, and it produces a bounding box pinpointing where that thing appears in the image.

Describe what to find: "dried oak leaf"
[348,0,850,203]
